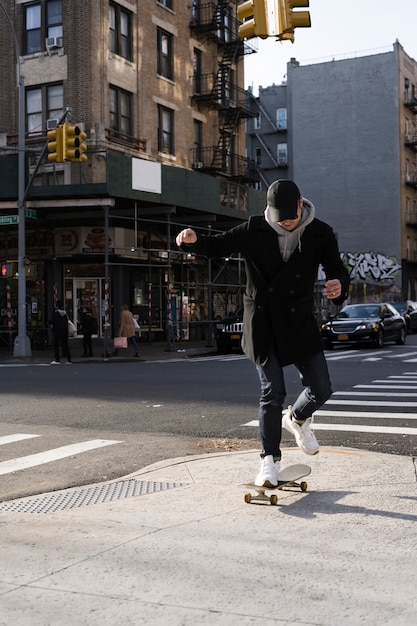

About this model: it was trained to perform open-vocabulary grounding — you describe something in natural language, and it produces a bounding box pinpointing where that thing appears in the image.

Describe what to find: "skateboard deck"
[240,463,311,505]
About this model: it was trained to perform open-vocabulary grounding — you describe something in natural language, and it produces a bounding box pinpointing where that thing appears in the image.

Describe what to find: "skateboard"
[240,463,311,505]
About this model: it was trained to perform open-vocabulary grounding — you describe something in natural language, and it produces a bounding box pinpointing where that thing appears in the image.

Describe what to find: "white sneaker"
[282,407,319,455]
[50,360,60,365]
[255,455,279,487]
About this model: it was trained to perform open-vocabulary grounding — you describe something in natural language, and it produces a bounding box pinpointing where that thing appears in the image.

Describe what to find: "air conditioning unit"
[45,36,63,49]
[193,161,204,169]
[406,173,411,182]
[46,118,58,131]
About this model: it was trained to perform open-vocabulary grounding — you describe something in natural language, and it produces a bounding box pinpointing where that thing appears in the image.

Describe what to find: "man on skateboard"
[176,179,350,487]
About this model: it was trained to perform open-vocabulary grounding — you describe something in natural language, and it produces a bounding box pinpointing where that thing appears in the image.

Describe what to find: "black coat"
[184,215,350,366]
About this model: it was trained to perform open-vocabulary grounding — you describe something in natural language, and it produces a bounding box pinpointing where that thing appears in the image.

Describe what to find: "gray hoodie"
[264,197,315,262]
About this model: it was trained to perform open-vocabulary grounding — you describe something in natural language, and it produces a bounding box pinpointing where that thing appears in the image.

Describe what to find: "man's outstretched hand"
[176,228,197,247]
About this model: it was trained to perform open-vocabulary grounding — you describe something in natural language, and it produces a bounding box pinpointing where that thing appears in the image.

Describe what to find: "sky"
[244,0,417,95]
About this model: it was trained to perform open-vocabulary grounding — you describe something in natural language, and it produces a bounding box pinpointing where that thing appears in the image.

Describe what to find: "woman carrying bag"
[115,304,140,357]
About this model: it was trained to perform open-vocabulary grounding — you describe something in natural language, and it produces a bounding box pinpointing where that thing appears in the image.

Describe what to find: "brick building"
[0,0,263,351]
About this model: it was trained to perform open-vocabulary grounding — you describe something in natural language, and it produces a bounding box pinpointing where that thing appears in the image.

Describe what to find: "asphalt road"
[1,337,417,501]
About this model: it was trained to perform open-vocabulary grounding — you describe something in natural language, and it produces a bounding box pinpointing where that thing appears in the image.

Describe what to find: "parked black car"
[389,301,417,334]
[321,303,406,349]
[215,308,243,354]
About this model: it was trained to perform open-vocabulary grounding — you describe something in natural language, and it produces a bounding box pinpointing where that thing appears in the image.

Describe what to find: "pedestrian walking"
[49,300,72,364]
[176,179,350,487]
[117,304,140,357]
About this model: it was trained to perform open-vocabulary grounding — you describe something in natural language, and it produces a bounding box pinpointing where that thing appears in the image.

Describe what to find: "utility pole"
[0,2,31,356]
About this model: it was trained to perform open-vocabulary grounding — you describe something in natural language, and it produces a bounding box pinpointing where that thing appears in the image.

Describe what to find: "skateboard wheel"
[270,494,278,505]
[244,493,252,503]
[300,481,308,492]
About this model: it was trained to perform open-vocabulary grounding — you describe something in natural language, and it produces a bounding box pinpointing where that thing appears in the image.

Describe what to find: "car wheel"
[396,326,406,345]
[375,329,384,348]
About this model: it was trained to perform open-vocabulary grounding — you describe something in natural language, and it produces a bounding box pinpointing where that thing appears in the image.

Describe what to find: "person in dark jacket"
[176,179,350,488]
[49,300,72,364]
[80,308,98,357]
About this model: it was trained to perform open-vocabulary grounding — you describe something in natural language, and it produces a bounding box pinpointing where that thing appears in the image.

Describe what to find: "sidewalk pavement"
[0,338,218,364]
[1,446,417,625]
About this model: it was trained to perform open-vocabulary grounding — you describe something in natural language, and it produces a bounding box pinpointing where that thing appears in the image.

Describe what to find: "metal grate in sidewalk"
[0,479,189,514]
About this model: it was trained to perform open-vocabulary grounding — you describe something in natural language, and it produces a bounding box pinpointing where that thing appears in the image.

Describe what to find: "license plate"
[231,334,241,340]
[338,334,349,340]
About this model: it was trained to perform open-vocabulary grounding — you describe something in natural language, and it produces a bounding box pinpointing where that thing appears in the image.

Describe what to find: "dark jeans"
[53,331,71,363]
[128,335,139,354]
[255,349,332,459]
[83,332,93,356]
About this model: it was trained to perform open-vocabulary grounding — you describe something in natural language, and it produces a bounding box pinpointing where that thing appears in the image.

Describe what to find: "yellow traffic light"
[63,122,88,162]
[47,125,64,162]
[237,0,269,40]
[277,0,311,43]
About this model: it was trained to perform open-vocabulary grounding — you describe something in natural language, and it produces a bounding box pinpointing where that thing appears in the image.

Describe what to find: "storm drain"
[0,479,189,514]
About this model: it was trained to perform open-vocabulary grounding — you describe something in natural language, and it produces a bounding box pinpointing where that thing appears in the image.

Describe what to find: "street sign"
[0,210,37,225]
[0,215,18,225]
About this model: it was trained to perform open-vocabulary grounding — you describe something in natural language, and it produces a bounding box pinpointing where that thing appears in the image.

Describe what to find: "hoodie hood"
[57,309,67,317]
[264,197,315,261]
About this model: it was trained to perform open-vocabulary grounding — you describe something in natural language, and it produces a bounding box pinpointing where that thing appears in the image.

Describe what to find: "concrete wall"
[287,51,401,263]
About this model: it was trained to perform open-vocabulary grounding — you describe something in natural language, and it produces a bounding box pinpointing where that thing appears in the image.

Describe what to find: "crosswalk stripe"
[315,410,417,420]
[354,384,417,389]
[242,420,417,435]
[333,391,417,396]
[0,434,40,445]
[312,424,417,435]
[327,399,417,407]
[372,378,417,383]
[0,439,122,476]
[325,350,390,360]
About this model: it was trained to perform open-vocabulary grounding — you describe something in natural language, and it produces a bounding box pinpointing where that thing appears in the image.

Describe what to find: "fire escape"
[404,81,417,191]
[189,1,258,201]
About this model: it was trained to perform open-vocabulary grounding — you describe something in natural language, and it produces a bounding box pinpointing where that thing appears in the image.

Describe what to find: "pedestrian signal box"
[1,263,13,277]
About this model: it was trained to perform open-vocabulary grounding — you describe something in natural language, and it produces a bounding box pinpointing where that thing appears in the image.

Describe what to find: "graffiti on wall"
[342,252,401,281]
[318,252,401,282]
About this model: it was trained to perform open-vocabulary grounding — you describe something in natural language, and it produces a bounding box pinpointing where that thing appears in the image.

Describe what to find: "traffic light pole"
[0,1,31,357]
[14,69,32,358]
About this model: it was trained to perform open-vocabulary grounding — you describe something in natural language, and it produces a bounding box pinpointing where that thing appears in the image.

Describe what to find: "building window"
[406,159,411,182]
[157,0,173,8]
[24,0,62,55]
[277,143,288,165]
[276,108,287,130]
[215,3,232,43]
[193,119,202,162]
[26,83,63,135]
[157,28,173,80]
[109,2,132,60]
[255,147,261,165]
[109,86,132,136]
[193,48,202,94]
[158,105,174,154]
[254,114,261,130]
